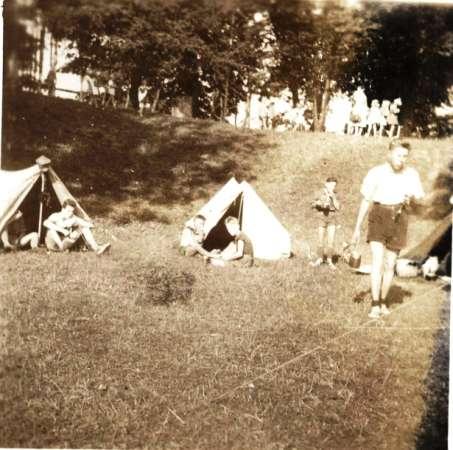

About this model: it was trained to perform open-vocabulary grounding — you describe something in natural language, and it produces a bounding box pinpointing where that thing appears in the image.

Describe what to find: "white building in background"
[20,14,82,99]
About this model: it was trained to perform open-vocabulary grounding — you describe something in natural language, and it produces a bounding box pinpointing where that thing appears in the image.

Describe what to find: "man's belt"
[373,202,403,208]
[373,202,405,221]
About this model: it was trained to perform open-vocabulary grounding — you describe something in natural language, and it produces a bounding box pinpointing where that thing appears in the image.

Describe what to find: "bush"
[133,264,195,306]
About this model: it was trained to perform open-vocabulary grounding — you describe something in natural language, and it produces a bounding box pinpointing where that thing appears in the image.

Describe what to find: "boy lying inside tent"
[207,217,254,268]
[1,210,39,251]
[43,199,110,255]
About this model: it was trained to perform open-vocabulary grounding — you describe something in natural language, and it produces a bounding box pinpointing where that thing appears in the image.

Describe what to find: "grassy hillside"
[1,93,451,449]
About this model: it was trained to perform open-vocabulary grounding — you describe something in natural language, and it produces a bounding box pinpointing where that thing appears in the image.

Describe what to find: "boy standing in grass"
[352,140,425,319]
[311,177,340,270]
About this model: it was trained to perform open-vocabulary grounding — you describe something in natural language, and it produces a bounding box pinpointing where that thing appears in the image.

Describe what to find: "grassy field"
[0,93,451,449]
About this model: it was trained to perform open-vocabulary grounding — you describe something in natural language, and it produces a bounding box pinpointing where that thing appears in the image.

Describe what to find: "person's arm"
[1,229,13,249]
[330,192,340,210]
[74,215,94,229]
[43,213,70,236]
[222,239,244,261]
[351,198,371,244]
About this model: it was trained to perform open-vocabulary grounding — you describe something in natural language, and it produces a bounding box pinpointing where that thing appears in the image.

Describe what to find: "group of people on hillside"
[80,75,130,110]
[325,88,403,137]
[179,139,449,320]
[2,139,449,320]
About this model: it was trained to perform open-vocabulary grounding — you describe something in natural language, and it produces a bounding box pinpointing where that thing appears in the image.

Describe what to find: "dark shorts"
[367,203,408,252]
[318,210,337,227]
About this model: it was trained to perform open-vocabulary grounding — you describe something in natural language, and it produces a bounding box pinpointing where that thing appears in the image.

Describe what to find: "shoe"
[310,258,324,267]
[368,306,381,319]
[96,243,111,256]
[380,304,390,315]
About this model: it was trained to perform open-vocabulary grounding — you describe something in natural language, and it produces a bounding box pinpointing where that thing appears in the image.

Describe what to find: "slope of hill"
[1,93,451,450]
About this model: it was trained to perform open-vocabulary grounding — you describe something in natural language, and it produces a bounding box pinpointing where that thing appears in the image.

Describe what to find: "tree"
[266,0,376,131]
[36,0,270,118]
[348,4,453,134]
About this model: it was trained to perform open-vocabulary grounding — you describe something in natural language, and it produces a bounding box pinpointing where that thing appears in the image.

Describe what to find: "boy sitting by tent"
[208,216,254,267]
[43,199,110,255]
[1,210,39,251]
[180,214,221,259]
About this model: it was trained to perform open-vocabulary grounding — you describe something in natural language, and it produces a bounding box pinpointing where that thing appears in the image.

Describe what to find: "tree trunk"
[151,88,160,113]
[222,76,229,119]
[244,93,251,128]
[318,78,331,131]
[312,95,320,131]
[130,71,141,109]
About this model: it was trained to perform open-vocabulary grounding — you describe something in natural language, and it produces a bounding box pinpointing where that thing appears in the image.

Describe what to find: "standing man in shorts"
[351,140,425,318]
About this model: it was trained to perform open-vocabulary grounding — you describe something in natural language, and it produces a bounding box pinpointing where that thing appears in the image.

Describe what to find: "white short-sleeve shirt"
[360,163,425,205]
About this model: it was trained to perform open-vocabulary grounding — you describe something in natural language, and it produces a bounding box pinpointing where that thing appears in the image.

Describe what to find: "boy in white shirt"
[352,140,425,318]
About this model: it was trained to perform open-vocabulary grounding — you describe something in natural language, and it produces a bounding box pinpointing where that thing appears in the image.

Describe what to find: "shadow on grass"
[415,285,450,450]
[2,93,274,223]
[352,284,412,305]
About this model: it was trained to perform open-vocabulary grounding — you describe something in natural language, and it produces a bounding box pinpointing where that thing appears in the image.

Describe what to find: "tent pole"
[238,193,244,226]
[37,172,46,243]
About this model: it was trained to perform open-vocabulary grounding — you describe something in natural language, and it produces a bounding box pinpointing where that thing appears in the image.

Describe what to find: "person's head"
[388,140,411,172]
[371,99,379,107]
[325,177,337,192]
[61,198,77,218]
[225,216,240,236]
[193,214,206,233]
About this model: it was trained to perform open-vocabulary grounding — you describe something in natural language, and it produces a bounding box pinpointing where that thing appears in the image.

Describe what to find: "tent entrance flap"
[203,194,243,252]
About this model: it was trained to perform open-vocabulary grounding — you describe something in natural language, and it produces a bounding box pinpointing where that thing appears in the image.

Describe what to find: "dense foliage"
[7,0,453,131]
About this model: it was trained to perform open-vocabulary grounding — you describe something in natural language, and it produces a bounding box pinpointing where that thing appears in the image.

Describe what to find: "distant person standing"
[138,81,149,117]
[387,98,402,138]
[104,78,117,108]
[310,177,340,269]
[351,140,425,318]
[45,66,57,97]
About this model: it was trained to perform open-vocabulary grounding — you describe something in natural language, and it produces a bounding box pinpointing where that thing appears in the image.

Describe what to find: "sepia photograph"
[1,0,452,448]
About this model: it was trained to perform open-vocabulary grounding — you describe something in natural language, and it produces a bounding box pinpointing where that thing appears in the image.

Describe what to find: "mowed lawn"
[0,93,451,449]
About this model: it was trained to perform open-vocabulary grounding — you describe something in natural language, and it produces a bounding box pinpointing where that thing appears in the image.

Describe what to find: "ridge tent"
[182,178,291,260]
[401,214,452,260]
[401,213,452,274]
[0,156,90,243]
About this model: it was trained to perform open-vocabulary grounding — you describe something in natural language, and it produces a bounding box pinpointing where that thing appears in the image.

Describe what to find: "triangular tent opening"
[0,156,89,245]
[183,178,291,260]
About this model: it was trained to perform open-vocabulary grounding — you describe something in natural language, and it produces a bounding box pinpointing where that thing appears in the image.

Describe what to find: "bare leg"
[380,249,398,301]
[46,229,64,251]
[370,241,385,302]
[326,224,336,268]
[80,227,99,251]
[311,226,325,266]
[19,232,39,249]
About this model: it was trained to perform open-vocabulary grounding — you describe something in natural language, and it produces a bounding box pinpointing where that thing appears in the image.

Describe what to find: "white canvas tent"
[182,178,291,260]
[0,156,90,242]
